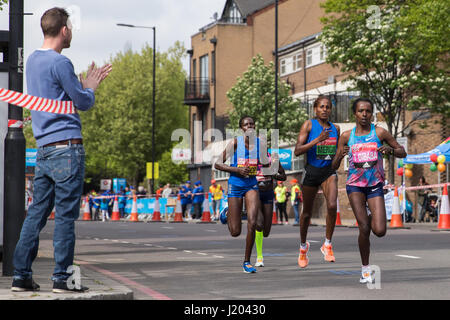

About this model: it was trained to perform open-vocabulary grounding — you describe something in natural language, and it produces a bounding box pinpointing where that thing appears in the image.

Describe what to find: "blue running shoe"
[243,261,257,273]
[219,207,228,224]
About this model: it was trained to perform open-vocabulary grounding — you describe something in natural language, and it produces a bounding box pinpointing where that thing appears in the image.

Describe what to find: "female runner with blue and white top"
[332,98,406,284]
[215,116,265,273]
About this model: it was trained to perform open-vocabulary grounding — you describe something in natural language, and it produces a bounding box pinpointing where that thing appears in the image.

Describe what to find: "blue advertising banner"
[26,148,37,167]
[113,178,127,193]
[268,148,292,170]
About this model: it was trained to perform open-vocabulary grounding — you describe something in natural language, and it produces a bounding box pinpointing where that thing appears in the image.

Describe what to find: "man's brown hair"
[40,7,69,37]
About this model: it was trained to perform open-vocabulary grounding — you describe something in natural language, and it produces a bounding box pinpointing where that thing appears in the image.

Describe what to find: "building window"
[280,51,302,76]
[305,43,326,68]
[199,54,209,95]
[280,59,286,75]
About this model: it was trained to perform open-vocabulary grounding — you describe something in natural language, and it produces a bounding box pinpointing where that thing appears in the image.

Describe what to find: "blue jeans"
[13,143,85,282]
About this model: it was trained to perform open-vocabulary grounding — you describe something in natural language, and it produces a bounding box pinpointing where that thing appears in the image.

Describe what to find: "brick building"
[183,0,449,220]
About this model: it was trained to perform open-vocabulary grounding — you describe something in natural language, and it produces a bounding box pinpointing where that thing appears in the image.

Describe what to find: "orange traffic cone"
[389,187,409,229]
[150,195,164,222]
[435,184,450,231]
[170,195,187,223]
[335,198,345,227]
[111,195,120,221]
[129,194,139,222]
[82,196,91,221]
[49,207,55,220]
[272,201,280,225]
[198,193,215,224]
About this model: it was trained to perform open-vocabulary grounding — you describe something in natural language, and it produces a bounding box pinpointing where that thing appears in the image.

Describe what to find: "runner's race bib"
[316,137,337,160]
[238,158,258,176]
[351,142,378,168]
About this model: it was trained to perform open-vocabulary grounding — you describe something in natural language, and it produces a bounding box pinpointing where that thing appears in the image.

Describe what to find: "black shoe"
[11,278,40,292]
[52,280,89,293]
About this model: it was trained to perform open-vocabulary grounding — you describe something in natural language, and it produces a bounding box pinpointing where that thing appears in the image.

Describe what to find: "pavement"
[0,229,134,300]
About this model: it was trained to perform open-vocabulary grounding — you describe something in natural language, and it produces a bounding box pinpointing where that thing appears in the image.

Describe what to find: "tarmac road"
[34,218,450,301]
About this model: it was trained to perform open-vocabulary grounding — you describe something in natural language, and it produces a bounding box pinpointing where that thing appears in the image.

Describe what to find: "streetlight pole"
[117,23,156,194]
[274,0,279,131]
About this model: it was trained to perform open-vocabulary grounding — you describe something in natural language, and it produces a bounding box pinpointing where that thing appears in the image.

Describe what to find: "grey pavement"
[0,230,134,300]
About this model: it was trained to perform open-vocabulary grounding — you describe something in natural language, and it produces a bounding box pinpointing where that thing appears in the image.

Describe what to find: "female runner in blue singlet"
[214,116,265,273]
[294,96,340,268]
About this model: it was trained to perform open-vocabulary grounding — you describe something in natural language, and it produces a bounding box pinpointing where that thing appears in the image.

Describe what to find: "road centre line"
[396,254,421,259]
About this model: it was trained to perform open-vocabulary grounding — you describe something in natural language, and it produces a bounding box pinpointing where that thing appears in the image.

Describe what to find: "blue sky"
[0,0,225,75]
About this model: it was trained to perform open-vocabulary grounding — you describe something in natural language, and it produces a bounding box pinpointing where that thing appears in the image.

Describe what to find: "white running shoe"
[255,258,264,267]
[359,270,375,284]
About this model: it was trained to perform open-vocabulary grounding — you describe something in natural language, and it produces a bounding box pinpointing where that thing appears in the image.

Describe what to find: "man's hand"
[80,62,112,92]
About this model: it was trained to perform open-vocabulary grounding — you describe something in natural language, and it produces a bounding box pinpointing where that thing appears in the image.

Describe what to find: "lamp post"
[274,0,279,131]
[117,23,156,194]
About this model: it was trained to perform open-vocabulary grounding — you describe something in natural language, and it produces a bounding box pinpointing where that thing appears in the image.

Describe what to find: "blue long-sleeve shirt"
[179,187,192,205]
[192,186,204,204]
[26,49,95,147]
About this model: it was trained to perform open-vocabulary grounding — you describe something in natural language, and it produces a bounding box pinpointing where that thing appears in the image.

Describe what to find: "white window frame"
[279,50,303,76]
[305,43,326,68]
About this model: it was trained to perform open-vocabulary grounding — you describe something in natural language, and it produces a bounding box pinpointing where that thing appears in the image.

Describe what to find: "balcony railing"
[184,77,210,105]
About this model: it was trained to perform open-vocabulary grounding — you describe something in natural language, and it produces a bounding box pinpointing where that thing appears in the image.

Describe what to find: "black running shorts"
[302,164,336,187]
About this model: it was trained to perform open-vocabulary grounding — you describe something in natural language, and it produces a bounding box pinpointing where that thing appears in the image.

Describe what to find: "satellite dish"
[213,12,218,20]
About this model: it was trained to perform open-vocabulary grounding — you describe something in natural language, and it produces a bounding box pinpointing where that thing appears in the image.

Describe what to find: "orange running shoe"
[320,242,336,262]
[298,242,310,268]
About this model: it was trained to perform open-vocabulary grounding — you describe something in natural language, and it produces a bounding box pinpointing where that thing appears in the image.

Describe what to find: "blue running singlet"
[306,119,338,168]
[228,135,260,188]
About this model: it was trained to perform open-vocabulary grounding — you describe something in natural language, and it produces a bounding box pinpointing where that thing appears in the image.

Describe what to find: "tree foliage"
[320,0,450,139]
[226,54,308,144]
[320,0,450,181]
[157,150,189,187]
[80,41,188,187]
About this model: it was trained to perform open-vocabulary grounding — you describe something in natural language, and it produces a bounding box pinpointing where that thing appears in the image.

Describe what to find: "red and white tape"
[8,120,23,128]
[0,88,76,114]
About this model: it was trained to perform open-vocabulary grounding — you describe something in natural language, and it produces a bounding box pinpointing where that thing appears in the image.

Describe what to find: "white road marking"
[396,254,421,259]
[213,255,224,259]
[184,250,192,253]
[197,252,207,256]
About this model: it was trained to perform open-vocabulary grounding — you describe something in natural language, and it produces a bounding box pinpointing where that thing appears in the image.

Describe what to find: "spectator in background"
[137,186,146,196]
[91,190,101,221]
[100,190,113,222]
[179,181,192,219]
[118,187,127,218]
[417,176,432,222]
[290,179,302,226]
[275,181,289,224]
[192,181,205,220]
[162,183,172,198]
[209,180,223,220]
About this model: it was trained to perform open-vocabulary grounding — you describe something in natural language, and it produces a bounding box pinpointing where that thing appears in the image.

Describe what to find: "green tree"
[0,1,7,10]
[157,149,189,187]
[80,41,188,187]
[320,0,450,180]
[226,54,308,144]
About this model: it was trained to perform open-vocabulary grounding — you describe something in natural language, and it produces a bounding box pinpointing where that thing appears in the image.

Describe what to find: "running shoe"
[320,243,336,262]
[359,270,375,284]
[255,257,264,267]
[298,242,310,268]
[243,262,257,273]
